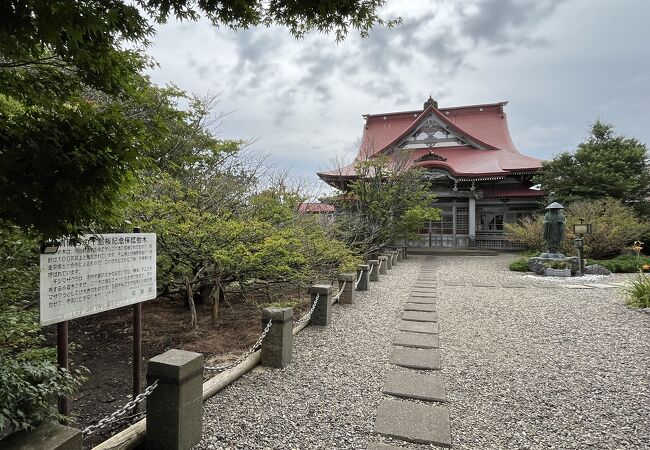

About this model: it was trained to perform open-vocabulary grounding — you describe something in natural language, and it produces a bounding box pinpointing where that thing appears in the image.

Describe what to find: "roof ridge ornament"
[423,95,438,110]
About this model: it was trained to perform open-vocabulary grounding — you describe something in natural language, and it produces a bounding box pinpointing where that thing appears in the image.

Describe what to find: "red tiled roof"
[318,101,542,179]
[297,203,335,213]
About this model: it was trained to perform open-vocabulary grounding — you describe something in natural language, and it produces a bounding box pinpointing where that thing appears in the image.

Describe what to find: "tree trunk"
[211,276,221,328]
[185,277,198,330]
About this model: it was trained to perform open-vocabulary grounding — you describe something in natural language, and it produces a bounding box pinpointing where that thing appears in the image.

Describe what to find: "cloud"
[145,0,650,183]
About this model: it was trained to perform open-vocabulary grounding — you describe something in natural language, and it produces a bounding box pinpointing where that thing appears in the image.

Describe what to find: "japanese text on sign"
[40,233,157,326]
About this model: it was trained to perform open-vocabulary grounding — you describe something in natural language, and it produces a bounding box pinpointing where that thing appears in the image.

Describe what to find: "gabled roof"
[318,100,543,180]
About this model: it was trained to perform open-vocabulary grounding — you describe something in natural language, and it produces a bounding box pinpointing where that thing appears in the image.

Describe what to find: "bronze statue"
[543,202,565,256]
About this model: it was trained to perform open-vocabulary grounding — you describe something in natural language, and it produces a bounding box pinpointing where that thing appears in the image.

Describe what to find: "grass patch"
[586,254,650,273]
[624,272,650,308]
[509,257,529,272]
[259,300,300,309]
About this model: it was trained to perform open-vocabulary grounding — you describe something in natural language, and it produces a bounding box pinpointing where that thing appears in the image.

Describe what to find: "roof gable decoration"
[389,110,491,154]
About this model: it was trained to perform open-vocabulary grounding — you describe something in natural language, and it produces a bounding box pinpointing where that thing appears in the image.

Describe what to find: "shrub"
[624,272,650,308]
[0,222,86,432]
[587,255,650,273]
[505,198,648,259]
[509,257,529,272]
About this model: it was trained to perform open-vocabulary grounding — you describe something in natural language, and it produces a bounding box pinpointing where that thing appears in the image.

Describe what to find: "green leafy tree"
[329,155,440,255]
[1,0,398,237]
[536,121,650,209]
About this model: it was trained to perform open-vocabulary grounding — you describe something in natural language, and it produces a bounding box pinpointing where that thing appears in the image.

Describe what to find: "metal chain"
[83,380,159,436]
[331,281,346,301]
[204,319,273,372]
[354,270,364,289]
[294,292,320,326]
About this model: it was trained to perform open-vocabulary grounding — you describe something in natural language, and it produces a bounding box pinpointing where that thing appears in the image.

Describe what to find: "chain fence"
[331,281,346,301]
[85,275,356,436]
[294,292,320,326]
[354,270,364,289]
[204,319,273,372]
[83,379,159,436]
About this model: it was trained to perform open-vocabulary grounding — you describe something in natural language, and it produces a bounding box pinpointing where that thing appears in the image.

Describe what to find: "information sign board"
[40,233,157,326]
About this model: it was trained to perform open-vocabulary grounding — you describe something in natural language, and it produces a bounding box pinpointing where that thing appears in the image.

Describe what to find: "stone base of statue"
[527,255,580,276]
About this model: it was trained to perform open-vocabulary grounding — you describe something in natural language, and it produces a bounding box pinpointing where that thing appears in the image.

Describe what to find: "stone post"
[369,260,380,282]
[378,255,388,274]
[1,422,82,450]
[260,307,293,368]
[310,284,332,326]
[356,264,370,291]
[383,253,393,270]
[146,349,203,450]
[337,273,356,304]
[390,250,399,266]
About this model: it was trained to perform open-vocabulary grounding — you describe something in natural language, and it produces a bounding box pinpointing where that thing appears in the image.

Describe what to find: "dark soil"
[44,287,312,449]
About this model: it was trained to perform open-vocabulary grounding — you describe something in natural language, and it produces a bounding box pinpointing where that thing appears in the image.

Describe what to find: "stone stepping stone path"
[404,303,436,312]
[399,320,439,334]
[382,370,447,402]
[393,332,439,349]
[410,291,437,298]
[406,296,436,305]
[402,311,438,322]
[389,348,441,370]
[373,399,452,447]
[371,260,452,448]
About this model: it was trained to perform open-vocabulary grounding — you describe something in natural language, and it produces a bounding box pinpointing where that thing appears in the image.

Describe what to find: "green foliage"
[624,272,650,308]
[0,0,397,237]
[0,222,86,431]
[329,156,440,255]
[508,257,529,272]
[536,120,650,208]
[505,198,648,259]
[587,255,650,273]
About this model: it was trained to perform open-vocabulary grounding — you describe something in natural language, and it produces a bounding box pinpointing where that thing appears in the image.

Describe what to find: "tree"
[536,120,650,209]
[0,0,398,237]
[505,197,648,259]
[327,153,440,256]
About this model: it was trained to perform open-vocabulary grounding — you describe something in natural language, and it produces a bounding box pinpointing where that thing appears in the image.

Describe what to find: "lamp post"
[573,220,592,276]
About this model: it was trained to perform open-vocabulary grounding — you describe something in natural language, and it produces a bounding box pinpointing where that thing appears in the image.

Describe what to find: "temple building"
[317,97,545,249]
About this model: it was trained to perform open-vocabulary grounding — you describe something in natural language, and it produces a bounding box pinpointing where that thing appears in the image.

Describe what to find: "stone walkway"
[370,258,452,448]
[196,254,648,449]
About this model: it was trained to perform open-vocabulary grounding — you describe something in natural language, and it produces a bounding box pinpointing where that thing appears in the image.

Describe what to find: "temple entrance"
[418,203,470,248]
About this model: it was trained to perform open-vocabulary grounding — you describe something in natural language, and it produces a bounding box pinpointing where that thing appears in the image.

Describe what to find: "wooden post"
[57,321,69,416]
[132,227,142,412]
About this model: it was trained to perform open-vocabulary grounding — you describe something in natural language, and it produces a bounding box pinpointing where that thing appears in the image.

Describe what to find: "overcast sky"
[145,0,650,193]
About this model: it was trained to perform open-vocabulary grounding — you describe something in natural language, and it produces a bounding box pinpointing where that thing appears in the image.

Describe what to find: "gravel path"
[438,255,650,449]
[198,258,423,449]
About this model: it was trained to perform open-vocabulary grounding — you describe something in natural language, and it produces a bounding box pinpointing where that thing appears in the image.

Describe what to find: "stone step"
[406,296,436,305]
[402,311,437,322]
[398,320,439,335]
[382,370,447,402]
[404,303,436,312]
[393,332,439,349]
[389,347,441,370]
[366,443,406,450]
[410,291,437,298]
[373,399,451,447]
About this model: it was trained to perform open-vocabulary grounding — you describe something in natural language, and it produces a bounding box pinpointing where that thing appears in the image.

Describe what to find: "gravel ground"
[439,254,650,449]
[197,257,430,450]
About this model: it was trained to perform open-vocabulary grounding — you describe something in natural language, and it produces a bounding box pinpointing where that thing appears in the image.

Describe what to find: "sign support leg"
[57,320,69,416]
[132,302,142,413]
